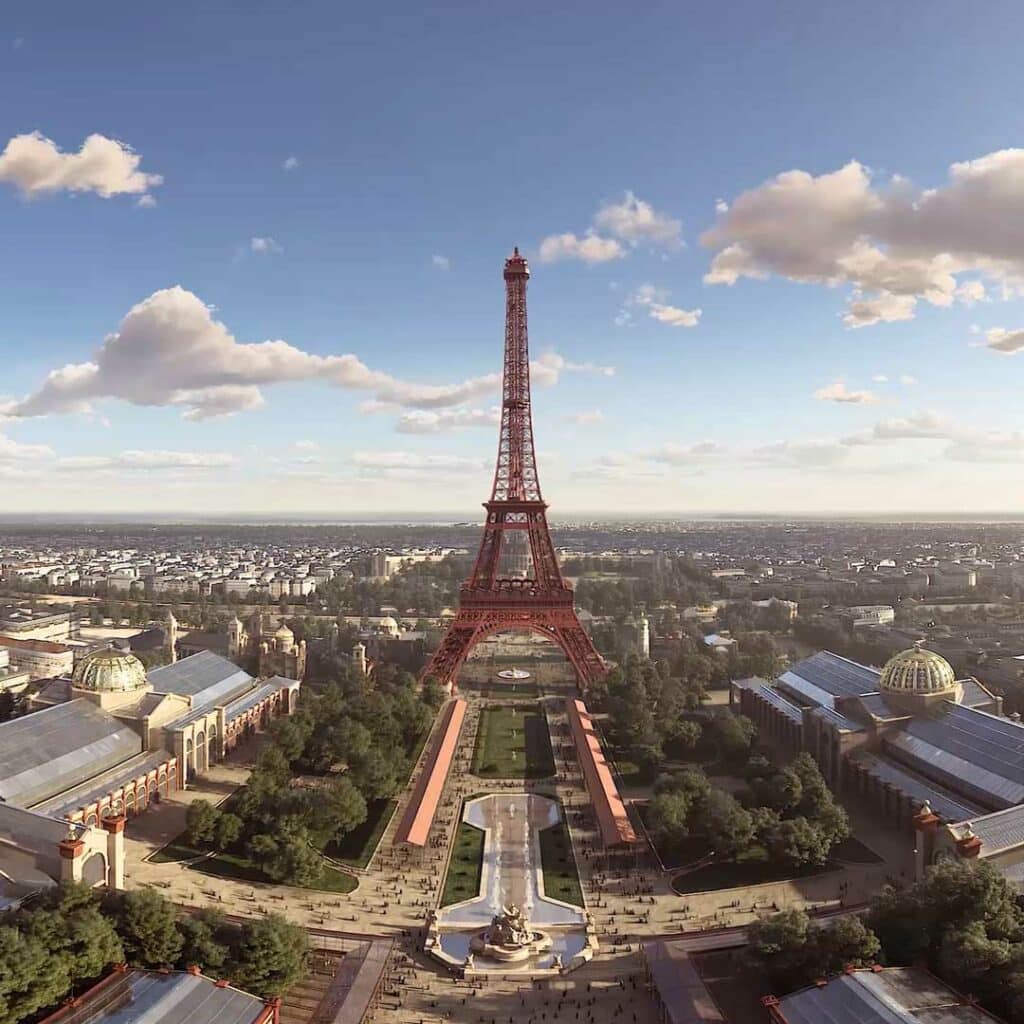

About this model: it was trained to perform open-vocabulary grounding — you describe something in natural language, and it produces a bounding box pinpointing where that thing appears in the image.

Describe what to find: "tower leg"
[422,609,605,692]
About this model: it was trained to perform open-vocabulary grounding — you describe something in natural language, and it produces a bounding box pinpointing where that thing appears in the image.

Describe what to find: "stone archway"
[208,724,219,763]
[195,730,207,774]
[185,738,194,783]
[82,852,107,887]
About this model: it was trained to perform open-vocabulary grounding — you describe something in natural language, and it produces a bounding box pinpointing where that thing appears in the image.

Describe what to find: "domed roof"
[72,648,148,693]
[274,622,294,638]
[880,642,956,695]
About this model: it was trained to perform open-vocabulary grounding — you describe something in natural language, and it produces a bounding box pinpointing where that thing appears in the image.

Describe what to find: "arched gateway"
[421,250,606,691]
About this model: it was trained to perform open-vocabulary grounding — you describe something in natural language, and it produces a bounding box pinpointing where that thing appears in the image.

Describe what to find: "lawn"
[538,818,583,906]
[150,835,358,893]
[326,798,397,868]
[471,705,555,778]
[672,856,839,894]
[440,821,485,906]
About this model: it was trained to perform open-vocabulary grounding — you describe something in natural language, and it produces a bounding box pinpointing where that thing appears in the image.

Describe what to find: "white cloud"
[530,351,615,386]
[293,439,320,451]
[136,194,157,209]
[1,287,609,426]
[813,380,879,404]
[0,286,506,421]
[703,149,1024,326]
[843,292,916,328]
[350,451,485,478]
[283,156,299,171]
[899,374,918,385]
[843,410,951,443]
[626,284,702,329]
[593,191,682,249]
[872,374,889,383]
[539,191,681,264]
[955,280,987,305]
[250,236,283,255]
[750,439,850,467]
[0,432,52,461]
[569,410,604,426]
[394,407,500,434]
[431,254,451,271]
[0,131,162,199]
[981,327,1024,354]
[538,232,624,264]
[58,450,235,471]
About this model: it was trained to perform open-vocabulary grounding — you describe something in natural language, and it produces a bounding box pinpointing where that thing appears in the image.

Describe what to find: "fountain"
[497,667,531,680]
[469,903,552,963]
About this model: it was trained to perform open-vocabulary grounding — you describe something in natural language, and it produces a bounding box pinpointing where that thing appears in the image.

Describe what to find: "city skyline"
[4,3,1024,515]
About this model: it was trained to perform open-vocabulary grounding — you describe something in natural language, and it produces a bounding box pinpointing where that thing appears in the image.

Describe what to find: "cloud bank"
[703,148,1024,326]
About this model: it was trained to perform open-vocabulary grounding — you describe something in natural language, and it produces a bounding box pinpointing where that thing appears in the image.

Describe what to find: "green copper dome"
[72,648,148,693]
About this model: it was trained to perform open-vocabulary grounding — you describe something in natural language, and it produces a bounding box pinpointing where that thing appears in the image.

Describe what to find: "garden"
[471,704,555,778]
[152,661,442,889]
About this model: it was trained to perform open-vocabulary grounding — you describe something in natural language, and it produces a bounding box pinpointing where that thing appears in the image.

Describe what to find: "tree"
[713,712,757,761]
[21,895,123,986]
[745,909,812,990]
[747,910,880,991]
[248,828,324,887]
[764,816,834,868]
[105,889,183,967]
[176,910,231,976]
[646,791,693,850]
[701,789,755,858]
[270,716,311,763]
[816,915,880,976]
[213,812,243,852]
[255,744,291,783]
[0,925,71,1024]
[229,914,308,998]
[422,676,447,709]
[348,747,400,802]
[665,718,702,753]
[185,800,221,846]
[320,778,368,844]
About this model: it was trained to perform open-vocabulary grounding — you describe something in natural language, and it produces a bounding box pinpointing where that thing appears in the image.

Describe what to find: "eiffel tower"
[421,248,607,690]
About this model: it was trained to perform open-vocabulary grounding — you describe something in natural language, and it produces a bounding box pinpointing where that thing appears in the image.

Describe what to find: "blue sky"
[3,1,1024,515]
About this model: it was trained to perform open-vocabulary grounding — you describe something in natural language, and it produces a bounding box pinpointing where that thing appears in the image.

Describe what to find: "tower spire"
[420,250,607,691]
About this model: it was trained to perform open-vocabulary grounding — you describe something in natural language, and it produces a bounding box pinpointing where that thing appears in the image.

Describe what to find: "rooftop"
[769,966,999,1024]
[38,967,274,1024]
[0,700,143,808]
[148,650,253,709]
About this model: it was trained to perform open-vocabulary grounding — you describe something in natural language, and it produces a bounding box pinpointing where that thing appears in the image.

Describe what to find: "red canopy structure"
[394,698,466,847]
[565,698,638,848]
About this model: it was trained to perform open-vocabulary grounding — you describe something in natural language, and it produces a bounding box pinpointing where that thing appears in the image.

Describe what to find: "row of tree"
[646,752,850,869]
[0,883,307,1024]
[747,859,1024,1023]
[185,661,443,886]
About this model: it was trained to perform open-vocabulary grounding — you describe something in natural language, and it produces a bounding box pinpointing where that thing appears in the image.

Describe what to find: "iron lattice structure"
[422,249,607,690]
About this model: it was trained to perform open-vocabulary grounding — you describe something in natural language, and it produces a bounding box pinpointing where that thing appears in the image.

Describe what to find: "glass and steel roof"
[148,650,253,709]
[49,969,267,1024]
[0,700,143,808]
[775,967,996,1024]
[776,651,880,709]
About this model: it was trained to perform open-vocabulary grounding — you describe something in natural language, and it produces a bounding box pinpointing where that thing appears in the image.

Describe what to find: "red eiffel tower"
[422,248,607,691]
